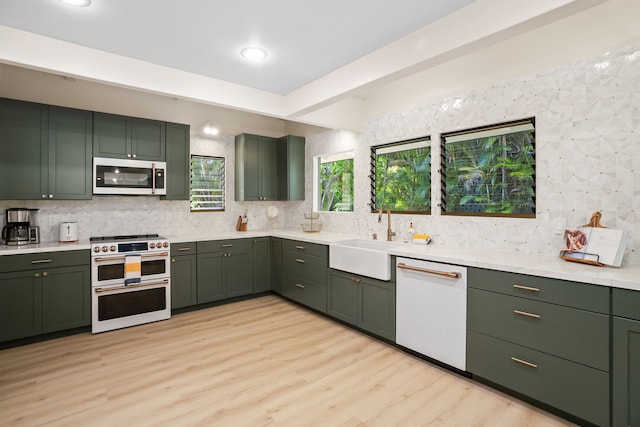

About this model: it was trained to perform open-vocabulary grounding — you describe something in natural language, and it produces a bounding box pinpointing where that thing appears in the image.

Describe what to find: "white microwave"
[93,157,167,195]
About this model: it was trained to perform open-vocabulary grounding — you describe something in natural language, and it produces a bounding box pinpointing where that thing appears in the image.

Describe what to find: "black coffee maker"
[2,208,39,245]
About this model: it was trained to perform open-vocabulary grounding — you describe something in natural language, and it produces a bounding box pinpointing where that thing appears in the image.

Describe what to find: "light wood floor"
[0,295,575,426]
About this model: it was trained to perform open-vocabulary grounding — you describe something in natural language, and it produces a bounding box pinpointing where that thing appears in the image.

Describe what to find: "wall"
[302,42,639,265]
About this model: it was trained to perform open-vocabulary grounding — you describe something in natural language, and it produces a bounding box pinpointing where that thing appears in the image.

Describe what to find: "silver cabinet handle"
[295,258,305,263]
[397,263,461,279]
[295,245,305,250]
[34,272,41,278]
[177,247,192,252]
[511,356,538,369]
[295,283,305,289]
[42,271,48,277]
[513,284,540,292]
[31,259,52,264]
[514,310,541,319]
[221,244,233,248]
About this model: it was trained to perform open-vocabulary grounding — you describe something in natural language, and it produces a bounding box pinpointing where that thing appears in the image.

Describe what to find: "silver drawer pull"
[295,245,305,250]
[221,244,233,248]
[295,283,305,289]
[177,247,192,252]
[511,356,538,369]
[31,259,52,264]
[295,258,305,263]
[513,284,540,292]
[514,310,541,319]
[397,263,461,279]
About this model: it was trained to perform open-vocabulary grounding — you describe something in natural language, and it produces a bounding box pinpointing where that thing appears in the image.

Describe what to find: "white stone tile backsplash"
[1,43,638,265]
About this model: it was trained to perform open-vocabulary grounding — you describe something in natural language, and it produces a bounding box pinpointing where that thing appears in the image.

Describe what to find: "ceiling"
[1,0,639,135]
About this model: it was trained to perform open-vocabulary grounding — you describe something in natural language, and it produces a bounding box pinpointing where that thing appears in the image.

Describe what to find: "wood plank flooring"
[0,295,575,426]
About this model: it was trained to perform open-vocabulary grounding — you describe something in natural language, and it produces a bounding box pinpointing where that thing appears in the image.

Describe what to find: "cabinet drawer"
[468,288,609,371]
[170,242,196,256]
[0,250,90,272]
[613,288,640,321]
[468,267,609,313]
[282,250,327,284]
[282,239,328,259]
[197,239,251,254]
[281,273,327,313]
[468,331,609,427]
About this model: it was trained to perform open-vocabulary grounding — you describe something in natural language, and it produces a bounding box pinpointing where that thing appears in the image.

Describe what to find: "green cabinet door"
[613,316,640,427]
[226,249,252,297]
[94,112,165,161]
[235,133,277,201]
[197,251,225,303]
[0,270,42,341]
[48,106,93,200]
[41,265,90,333]
[328,270,358,325]
[277,135,305,200]
[164,122,190,200]
[171,254,197,309]
[0,98,48,199]
[271,238,282,293]
[253,238,271,293]
[359,277,395,341]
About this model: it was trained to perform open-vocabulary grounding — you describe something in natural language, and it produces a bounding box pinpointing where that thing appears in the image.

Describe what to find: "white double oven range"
[90,234,171,333]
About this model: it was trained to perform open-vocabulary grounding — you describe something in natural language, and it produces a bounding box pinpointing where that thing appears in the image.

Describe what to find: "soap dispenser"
[407,222,415,240]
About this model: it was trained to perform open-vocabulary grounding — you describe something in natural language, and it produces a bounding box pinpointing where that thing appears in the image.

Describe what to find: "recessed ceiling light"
[60,0,91,6]
[203,126,219,136]
[240,47,268,62]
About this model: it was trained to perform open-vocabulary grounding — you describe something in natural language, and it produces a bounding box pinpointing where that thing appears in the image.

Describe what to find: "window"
[370,137,431,213]
[190,155,225,211]
[315,152,354,212]
[441,118,535,217]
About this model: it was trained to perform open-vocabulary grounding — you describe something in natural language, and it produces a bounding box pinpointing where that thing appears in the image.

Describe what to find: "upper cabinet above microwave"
[94,112,166,162]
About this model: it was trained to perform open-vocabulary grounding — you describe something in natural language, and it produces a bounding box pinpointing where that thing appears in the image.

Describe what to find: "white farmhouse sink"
[329,239,398,280]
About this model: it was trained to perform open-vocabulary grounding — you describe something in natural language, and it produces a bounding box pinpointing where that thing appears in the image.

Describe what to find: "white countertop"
[2,229,638,291]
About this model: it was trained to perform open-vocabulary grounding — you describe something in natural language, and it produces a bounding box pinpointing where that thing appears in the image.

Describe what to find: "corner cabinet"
[466,268,610,427]
[613,288,640,427]
[0,250,91,342]
[170,242,197,309]
[277,135,305,200]
[235,133,277,201]
[164,122,190,200]
[94,112,166,161]
[0,98,93,200]
[328,269,396,341]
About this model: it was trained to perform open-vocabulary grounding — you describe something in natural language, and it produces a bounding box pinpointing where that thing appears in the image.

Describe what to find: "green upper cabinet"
[164,122,190,200]
[94,112,165,161]
[277,135,305,201]
[235,133,278,201]
[0,98,92,200]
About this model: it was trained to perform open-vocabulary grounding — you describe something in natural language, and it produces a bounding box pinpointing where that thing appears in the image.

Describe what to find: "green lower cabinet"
[271,238,282,293]
[613,317,640,427]
[170,253,197,309]
[252,238,271,293]
[0,265,90,342]
[281,273,327,313]
[196,240,253,303]
[226,249,252,298]
[328,269,396,341]
[197,251,225,303]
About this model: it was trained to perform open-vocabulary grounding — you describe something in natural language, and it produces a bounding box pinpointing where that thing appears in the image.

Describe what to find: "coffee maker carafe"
[2,208,39,245]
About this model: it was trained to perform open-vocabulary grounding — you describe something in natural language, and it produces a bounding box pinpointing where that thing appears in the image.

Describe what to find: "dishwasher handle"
[397,262,462,279]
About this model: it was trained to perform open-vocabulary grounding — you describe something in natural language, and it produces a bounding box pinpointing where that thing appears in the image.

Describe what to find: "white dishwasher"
[396,257,467,371]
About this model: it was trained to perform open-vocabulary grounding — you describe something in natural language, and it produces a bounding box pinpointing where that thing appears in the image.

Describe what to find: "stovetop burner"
[89,234,160,242]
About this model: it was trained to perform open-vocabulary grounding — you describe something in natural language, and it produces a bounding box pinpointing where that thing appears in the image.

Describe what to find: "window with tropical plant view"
[190,155,225,211]
[317,152,354,212]
[441,118,535,217]
[371,137,431,213]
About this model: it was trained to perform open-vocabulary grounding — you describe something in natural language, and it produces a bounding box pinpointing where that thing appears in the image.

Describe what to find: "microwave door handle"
[152,163,156,195]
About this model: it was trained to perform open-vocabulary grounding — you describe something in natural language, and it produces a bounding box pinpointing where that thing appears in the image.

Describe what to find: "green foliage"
[320,158,354,211]
[374,146,431,212]
[190,156,224,211]
[443,130,535,215]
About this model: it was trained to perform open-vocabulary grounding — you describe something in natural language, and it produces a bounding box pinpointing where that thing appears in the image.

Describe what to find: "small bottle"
[408,222,415,240]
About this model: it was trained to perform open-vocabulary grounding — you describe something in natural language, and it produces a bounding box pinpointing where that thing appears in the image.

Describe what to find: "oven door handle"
[94,278,169,294]
[93,252,169,263]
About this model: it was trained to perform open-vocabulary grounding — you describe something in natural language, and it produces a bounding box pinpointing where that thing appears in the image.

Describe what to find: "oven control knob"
[110,245,116,252]
[150,242,156,249]
[163,242,169,248]
[156,241,162,248]
[93,246,100,253]
[101,246,109,252]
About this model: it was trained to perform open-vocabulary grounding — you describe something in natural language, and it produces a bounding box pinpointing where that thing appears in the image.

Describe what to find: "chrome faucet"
[378,206,396,241]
